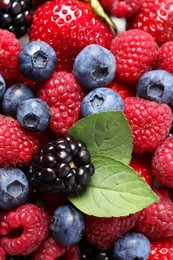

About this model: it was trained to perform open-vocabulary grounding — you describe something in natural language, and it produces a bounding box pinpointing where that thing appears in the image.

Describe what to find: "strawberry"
[99,0,143,18]
[30,0,114,72]
[108,78,136,100]
[128,0,173,46]
[148,236,173,259]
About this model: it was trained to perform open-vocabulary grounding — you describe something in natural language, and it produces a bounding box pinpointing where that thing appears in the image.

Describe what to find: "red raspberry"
[128,0,173,46]
[124,97,173,153]
[84,213,139,250]
[152,136,173,187]
[130,153,154,187]
[32,236,80,259]
[107,78,136,100]
[0,247,6,260]
[99,0,143,18]
[135,188,173,240]
[156,41,173,75]
[110,29,159,84]
[30,0,113,72]
[0,115,39,167]
[148,236,173,260]
[38,71,83,135]
[0,29,20,84]
[0,203,50,256]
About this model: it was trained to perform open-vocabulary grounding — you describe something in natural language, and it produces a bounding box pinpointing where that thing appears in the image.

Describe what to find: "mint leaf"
[68,156,158,217]
[68,111,133,165]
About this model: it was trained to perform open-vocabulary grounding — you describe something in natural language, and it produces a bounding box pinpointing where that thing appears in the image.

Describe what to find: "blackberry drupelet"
[0,0,32,38]
[27,135,95,193]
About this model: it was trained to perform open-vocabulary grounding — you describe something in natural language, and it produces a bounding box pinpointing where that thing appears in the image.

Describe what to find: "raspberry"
[0,115,39,167]
[135,188,173,240]
[84,213,139,250]
[156,41,173,75]
[110,29,159,84]
[0,247,6,259]
[128,0,173,46]
[151,136,173,187]
[27,135,95,193]
[0,203,50,256]
[130,153,154,187]
[108,78,136,100]
[38,71,83,135]
[124,97,173,153]
[0,29,20,84]
[148,236,173,260]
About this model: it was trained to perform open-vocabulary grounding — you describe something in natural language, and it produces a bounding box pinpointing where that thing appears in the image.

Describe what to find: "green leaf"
[90,0,117,32]
[68,156,158,217]
[68,111,133,165]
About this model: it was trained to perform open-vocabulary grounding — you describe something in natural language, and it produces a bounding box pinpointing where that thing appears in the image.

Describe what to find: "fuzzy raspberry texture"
[152,136,173,187]
[32,236,80,259]
[130,153,153,187]
[135,188,173,240]
[0,29,20,84]
[0,203,50,256]
[0,247,6,260]
[84,213,139,250]
[110,29,158,85]
[107,78,136,100]
[30,0,113,72]
[0,115,39,166]
[99,0,143,18]
[124,97,173,153]
[148,236,173,259]
[128,0,173,46]
[38,71,83,134]
[156,41,173,75]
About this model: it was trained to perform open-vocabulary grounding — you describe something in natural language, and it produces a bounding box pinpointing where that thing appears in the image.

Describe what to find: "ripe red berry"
[152,136,173,187]
[110,29,158,84]
[135,188,173,240]
[0,29,20,84]
[124,97,173,153]
[0,203,50,255]
[156,41,173,75]
[38,71,83,134]
[108,78,136,100]
[30,0,113,72]
[148,236,173,259]
[0,115,39,167]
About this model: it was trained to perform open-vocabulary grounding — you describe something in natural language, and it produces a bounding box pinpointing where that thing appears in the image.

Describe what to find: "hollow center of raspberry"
[7,181,24,197]
[32,51,48,68]
[147,83,164,99]
[23,113,39,129]
[91,65,109,81]
[90,94,104,109]
[8,226,24,238]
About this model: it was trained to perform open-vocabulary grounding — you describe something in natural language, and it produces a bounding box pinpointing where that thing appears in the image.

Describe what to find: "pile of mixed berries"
[0,0,173,259]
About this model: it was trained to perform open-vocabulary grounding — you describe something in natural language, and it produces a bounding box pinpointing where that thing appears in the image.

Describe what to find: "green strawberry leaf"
[68,156,159,217]
[68,111,133,165]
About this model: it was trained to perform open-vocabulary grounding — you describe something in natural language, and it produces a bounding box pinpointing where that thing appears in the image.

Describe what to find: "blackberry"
[27,135,95,193]
[0,0,32,38]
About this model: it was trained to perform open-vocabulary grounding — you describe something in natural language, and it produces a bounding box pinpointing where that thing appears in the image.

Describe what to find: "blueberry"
[18,40,57,81]
[113,232,150,260]
[17,98,51,131]
[137,69,173,105]
[50,205,85,246]
[2,83,35,118]
[0,167,29,210]
[80,87,124,117]
[73,44,116,90]
[0,74,6,100]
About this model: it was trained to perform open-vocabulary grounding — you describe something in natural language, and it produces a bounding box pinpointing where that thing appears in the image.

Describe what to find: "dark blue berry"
[2,83,35,118]
[73,44,116,90]
[112,232,150,260]
[18,40,57,81]
[80,87,124,117]
[0,167,29,210]
[16,98,51,131]
[137,69,173,106]
[0,74,6,100]
[50,205,85,246]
